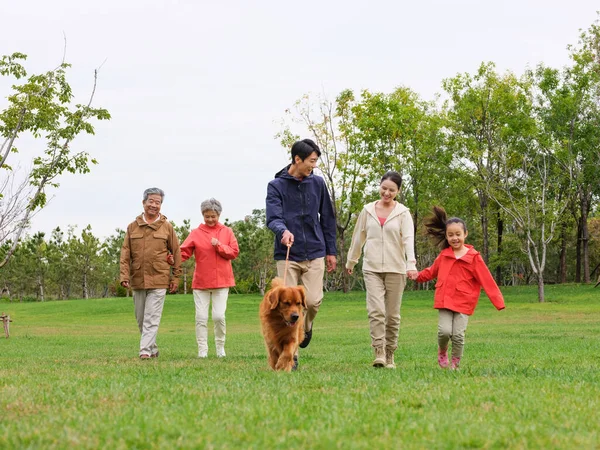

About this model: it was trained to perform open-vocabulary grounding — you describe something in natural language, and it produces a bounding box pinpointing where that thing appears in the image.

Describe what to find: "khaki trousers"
[276,257,324,333]
[133,288,167,357]
[363,271,406,351]
[438,308,469,359]
[193,288,229,354]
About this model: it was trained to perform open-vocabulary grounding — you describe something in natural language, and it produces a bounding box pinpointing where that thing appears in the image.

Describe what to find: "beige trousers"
[438,308,469,359]
[133,288,167,357]
[276,257,324,333]
[363,271,407,351]
[193,288,229,354]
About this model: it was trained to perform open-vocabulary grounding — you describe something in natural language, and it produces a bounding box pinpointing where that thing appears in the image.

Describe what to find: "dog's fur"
[259,278,306,371]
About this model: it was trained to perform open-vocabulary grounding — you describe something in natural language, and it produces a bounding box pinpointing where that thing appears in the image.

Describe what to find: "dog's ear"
[268,289,280,310]
[296,286,307,309]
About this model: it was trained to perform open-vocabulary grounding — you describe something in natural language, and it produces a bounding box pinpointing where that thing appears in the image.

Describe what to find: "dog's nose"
[290,313,299,322]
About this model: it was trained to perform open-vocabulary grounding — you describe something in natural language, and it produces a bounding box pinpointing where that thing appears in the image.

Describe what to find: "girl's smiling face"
[446,222,468,251]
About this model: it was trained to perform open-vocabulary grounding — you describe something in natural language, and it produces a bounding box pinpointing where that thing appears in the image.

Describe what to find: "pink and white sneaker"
[451,356,461,370]
[438,348,449,368]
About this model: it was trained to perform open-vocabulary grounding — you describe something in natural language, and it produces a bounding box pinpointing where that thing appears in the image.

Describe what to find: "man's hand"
[281,230,294,246]
[121,281,130,289]
[406,270,418,281]
[169,281,178,293]
[326,255,337,273]
[211,238,219,247]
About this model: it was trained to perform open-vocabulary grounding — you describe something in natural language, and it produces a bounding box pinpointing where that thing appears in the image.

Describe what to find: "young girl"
[410,206,505,369]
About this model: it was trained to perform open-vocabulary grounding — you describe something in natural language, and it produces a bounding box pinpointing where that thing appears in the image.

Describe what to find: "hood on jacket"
[274,165,316,182]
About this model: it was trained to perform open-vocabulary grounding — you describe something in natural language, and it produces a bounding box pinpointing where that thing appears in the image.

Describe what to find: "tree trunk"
[495,213,503,284]
[478,191,489,263]
[537,273,545,303]
[558,222,568,284]
[581,194,590,283]
[575,217,582,282]
[337,228,350,294]
[83,273,89,300]
[183,267,188,295]
[38,275,45,302]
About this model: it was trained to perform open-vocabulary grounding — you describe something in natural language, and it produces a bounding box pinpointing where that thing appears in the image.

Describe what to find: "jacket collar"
[199,222,223,233]
[135,213,166,230]
[364,201,409,221]
[440,244,478,263]
[274,164,314,182]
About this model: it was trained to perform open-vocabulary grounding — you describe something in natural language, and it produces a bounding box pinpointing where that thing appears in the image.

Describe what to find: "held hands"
[166,254,175,265]
[406,270,419,281]
[121,281,129,289]
[346,268,353,275]
[168,281,178,293]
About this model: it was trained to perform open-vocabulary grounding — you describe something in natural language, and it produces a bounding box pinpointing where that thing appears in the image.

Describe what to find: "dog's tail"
[270,277,285,290]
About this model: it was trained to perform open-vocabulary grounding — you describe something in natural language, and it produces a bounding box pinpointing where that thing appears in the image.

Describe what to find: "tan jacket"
[346,201,417,274]
[120,214,182,289]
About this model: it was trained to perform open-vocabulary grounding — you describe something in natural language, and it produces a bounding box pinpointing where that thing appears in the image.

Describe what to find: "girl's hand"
[166,254,175,265]
[407,270,418,281]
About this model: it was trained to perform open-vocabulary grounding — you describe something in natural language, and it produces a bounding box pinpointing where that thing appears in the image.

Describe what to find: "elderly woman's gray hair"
[143,187,165,202]
[201,198,223,215]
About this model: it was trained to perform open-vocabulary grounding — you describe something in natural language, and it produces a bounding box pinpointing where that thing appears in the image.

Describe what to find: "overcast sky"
[1,0,598,239]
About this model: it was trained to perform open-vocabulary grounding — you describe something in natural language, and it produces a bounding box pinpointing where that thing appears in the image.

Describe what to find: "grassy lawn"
[1,284,599,449]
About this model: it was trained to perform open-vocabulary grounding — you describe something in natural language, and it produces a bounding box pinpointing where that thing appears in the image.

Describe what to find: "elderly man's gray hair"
[201,198,223,215]
[143,187,165,202]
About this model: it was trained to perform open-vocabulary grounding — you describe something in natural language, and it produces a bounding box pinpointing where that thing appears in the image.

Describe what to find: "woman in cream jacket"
[346,171,417,369]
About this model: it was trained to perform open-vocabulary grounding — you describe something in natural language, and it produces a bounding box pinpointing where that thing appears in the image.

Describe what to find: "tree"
[172,219,193,294]
[230,209,275,295]
[484,70,571,302]
[0,50,110,267]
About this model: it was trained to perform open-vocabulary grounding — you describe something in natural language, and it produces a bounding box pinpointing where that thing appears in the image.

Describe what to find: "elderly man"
[120,187,182,359]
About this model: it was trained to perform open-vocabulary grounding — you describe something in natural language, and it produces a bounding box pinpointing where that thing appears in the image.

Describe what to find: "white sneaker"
[216,347,226,358]
[198,350,208,358]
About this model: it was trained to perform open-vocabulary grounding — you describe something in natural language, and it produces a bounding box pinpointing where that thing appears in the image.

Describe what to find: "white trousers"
[193,288,229,354]
[133,289,167,357]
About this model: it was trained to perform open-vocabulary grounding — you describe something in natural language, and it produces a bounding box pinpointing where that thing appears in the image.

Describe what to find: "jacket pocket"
[152,261,170,285]
[456,280,472,294]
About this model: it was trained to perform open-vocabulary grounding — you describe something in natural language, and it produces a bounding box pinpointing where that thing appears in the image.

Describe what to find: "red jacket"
[180,223,239,290]
[416,245,505,315]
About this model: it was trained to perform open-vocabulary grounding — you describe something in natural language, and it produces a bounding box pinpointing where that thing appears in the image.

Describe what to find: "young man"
[266,139,337,369]
[120,187,182,359]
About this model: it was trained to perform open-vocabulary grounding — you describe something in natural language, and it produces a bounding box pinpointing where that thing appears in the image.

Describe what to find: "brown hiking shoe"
[373,346,385,367]
[385,349,396,369]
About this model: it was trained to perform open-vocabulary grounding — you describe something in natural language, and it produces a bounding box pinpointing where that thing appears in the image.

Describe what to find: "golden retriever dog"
[259,278,306,372]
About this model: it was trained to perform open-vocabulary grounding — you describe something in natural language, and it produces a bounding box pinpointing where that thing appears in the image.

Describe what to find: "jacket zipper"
[300,183,308,260]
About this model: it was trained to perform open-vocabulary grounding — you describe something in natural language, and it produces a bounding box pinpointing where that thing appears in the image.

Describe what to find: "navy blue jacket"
[266,166,337,261]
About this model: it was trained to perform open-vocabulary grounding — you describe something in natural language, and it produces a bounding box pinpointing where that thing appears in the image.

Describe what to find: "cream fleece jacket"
[346,201,417,274]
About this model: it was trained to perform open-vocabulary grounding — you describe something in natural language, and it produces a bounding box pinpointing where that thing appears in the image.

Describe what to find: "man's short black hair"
[291,139,321,163]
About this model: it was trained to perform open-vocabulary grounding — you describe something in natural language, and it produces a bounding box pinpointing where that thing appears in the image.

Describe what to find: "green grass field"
[1,284,599,449]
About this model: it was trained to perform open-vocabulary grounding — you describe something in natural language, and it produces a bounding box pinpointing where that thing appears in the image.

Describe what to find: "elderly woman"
[180,198,240,358]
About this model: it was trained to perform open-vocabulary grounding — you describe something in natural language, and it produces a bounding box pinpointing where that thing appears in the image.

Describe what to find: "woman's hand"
[406,270,418,281]
[211,238,219,247]
[346,268,353,275]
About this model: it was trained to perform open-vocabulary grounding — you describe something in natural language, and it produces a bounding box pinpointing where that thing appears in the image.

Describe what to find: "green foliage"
[0,51,110,267]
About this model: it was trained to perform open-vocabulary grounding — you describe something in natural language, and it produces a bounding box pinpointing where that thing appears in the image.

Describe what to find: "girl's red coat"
[180,223,239,290]
[416,245,505,315]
